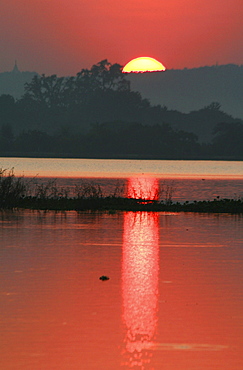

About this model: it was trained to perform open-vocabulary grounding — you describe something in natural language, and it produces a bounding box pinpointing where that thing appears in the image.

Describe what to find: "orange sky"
[0,0,242,75]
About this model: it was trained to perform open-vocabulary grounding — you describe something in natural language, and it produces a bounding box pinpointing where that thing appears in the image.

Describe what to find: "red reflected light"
[126,177,159,201]
[122,211,159,368]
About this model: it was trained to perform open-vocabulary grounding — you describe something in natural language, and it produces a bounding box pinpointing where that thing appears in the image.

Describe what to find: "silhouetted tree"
[212,122,243,157]
[0,124,14,142]
[14,130,53,153]
[0,94,15,110]
[76,59,130,92]
[82,121,200,158]
[203,102,222,111]
[1,61,242,158]
[0,94,17,130]
[23,74,67,108]
[17,61,131,132]
[0,124,14,151]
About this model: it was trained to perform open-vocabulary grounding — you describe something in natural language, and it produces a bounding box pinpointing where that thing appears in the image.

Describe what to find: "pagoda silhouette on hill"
[12,60,21,74]
[0,61,38,98]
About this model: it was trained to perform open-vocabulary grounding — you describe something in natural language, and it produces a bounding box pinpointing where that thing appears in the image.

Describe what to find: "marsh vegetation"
[0,168,242,213]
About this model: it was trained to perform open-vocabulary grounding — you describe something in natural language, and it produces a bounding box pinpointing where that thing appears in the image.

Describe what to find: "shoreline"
[2,197,243,214]
[1,153,243,161]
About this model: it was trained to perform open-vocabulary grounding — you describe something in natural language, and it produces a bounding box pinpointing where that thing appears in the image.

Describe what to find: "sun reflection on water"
[126,177,159,201]
[122,177,159,368]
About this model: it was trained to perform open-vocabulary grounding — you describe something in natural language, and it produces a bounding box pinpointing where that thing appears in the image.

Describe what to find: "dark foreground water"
[0,210,242,370]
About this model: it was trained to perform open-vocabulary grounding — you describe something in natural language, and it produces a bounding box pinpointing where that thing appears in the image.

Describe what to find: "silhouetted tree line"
[0,60,243,159]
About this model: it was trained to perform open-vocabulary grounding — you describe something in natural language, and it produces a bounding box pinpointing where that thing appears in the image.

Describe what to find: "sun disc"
[123,57,166,73]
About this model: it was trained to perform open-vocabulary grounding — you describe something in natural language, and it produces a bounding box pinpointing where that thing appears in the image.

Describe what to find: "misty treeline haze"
[0,60,243,159]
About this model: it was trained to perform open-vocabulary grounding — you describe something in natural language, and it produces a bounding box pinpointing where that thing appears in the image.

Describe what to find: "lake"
[0,210,242,370]
[0,158,243,369]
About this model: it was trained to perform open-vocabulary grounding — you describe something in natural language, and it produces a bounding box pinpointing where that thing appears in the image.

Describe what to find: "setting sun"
[122,57,166,73]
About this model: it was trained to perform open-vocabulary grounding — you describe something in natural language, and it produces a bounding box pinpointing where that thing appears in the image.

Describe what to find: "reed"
[0,168,26,208]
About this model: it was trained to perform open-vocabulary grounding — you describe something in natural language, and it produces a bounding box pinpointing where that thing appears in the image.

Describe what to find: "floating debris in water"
[99,275,110,281]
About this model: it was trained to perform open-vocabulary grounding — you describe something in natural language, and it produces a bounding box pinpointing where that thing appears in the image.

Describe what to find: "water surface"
[1,157,243,369]
[0,210,242,369]
[1,157,243,178]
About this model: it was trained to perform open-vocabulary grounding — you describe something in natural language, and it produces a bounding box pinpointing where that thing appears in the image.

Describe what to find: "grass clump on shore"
[0,168,243,213]
[0,168,26,208]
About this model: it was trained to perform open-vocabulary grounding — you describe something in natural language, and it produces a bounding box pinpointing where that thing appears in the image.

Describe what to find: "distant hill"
[1,63,242,120]
[126,64,243,119]
[0,62,38,98]
[1,61,243,157]
[0,62,242,144]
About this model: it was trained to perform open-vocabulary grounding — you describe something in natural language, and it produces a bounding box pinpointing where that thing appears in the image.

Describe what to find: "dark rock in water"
[99,275,110,281]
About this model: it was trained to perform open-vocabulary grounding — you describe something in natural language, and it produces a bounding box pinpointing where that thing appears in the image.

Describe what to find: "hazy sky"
[1,0,242,75]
